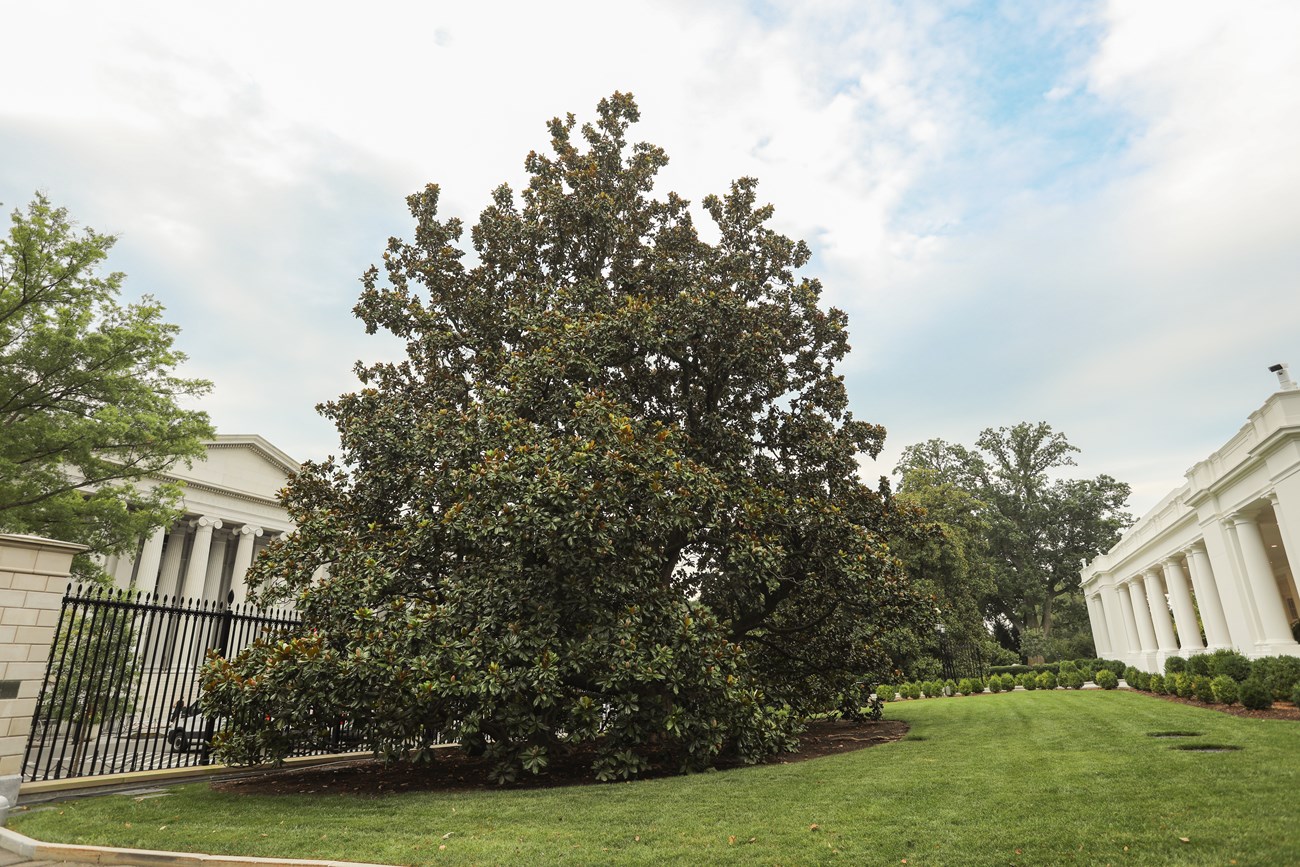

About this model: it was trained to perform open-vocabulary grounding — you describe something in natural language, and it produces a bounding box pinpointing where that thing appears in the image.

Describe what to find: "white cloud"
[2,0,1297,520]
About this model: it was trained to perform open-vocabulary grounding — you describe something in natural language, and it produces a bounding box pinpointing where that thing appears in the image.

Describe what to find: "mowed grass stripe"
[11,690,1298,865]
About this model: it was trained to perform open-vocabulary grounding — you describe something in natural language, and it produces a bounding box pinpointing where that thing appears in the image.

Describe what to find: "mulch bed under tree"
[213,719,909,797]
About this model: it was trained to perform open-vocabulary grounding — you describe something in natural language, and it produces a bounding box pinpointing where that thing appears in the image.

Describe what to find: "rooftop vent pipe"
[1268,362,1297,391]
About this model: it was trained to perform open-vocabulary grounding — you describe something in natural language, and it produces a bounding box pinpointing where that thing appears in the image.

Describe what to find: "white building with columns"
[1081,367,1300,672]
[97,434,298,606]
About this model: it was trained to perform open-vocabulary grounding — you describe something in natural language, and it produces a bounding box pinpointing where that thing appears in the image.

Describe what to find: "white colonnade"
[1082,375,1300,671]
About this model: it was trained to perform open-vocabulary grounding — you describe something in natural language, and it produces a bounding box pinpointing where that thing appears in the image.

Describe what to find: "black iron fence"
[22,584,360,783]
[938,636,989,683]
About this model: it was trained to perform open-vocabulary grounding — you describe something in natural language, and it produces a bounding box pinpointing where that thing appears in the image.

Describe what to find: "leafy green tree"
[204,93,932,782]
[0,195,213,578]
[897,423,1131,654]
[892,467,997,639]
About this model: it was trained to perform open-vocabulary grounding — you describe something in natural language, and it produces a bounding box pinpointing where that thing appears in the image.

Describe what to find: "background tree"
[0,195,214,579]
[884,466,1008,677]
[205,93,932,782]
[896,422,1131,658]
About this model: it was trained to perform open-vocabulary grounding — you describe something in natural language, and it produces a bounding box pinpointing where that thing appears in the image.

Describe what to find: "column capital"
[237,525,264,538]
[1160,556,1181,569]
[191,516,223,531]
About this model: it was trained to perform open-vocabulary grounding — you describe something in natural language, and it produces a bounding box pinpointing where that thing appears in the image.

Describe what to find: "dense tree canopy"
[205,94,932,782]
[0,195,213,578]
[896,423,1131,656]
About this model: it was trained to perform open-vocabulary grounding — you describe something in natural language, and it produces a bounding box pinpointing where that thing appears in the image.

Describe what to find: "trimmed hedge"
[1240,678,1273,710]
[1094,669,1118,689]
[1211,675,1239,706]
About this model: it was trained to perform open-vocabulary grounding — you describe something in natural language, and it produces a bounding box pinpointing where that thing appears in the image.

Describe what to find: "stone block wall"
[0,534,83,805]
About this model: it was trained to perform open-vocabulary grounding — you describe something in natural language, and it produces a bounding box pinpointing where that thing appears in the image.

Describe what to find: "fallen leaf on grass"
[810,824,820,832]
[439,845,446,851]
[728,836,736,845]
[1014,849,1022,855]
[124,823,132,828]
[442,832,454,840]
[634,836,641,842]
[1180,838,1190,843]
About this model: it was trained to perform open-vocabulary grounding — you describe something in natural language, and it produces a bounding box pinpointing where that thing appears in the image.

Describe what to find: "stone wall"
[0,534,84,810]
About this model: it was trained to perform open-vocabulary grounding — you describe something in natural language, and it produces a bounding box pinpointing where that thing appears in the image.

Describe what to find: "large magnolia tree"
[205,94,932,782]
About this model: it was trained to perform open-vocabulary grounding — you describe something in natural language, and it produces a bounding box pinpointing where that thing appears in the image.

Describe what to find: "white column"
[155,525,188,596]
[1143,567,1179,657]
[132,527,167,595]
[177,517,221,600]
[1266,493,1300,607]
[1126,578,1159,669]
[1101,583,1130,659]
[1185,543,1233,649]
[1230,512,1300,651]
[230,526,263,605]
[1087,594,1111,656]
[200,532,230,601]
[1162,557,1204,653]
[1114,583,1141,662]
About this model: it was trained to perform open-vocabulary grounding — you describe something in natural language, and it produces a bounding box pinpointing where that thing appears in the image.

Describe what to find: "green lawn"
[11,690,1298,865]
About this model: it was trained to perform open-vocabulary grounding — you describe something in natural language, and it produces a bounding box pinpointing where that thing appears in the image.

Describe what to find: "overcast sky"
[3,0,1298,518]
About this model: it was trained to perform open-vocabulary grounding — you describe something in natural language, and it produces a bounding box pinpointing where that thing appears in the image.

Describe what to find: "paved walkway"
[0,851,120,867]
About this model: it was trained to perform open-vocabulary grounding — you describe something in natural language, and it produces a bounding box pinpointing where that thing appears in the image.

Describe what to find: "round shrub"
[956,678,975,696]
[1163,656,1186,675]
[1095,669,1118,690]
[928,680,943,698]
[1058,660,1078,675]
[1132,671,1151,691]
[1019,673,1036,691]
[1186,654,1211,677]
[988,676,1002,693]
[875,685,894,703]
[1193,675,1216,703]
[1240,678,1273,710]
[1124,666,1140,686]
[1206,649,1252,683]
[943,679,957,697]
[1211,675,1239,706]
[1252,656,1300,700]
[1101,659,1127,677]
[1064,671,1085,690]
[1149,673,1165,695]
[1037,671,1057,690]
[1000,673,1017,691]
[1290,680,1300,708]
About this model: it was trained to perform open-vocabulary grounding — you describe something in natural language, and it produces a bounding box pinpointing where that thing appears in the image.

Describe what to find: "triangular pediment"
[167,435,301,501]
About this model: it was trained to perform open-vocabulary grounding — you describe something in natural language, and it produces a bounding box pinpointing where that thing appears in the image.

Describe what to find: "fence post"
[0,534,85,818]
[199,590,236,766]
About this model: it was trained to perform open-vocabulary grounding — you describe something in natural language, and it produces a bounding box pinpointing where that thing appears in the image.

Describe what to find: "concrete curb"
[0,826,399,867]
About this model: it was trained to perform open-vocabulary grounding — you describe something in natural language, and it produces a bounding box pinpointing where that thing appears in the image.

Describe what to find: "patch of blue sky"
[896,0,1143,232]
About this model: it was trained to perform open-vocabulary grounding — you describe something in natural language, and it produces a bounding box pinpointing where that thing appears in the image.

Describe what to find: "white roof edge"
[207,434,303,475]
